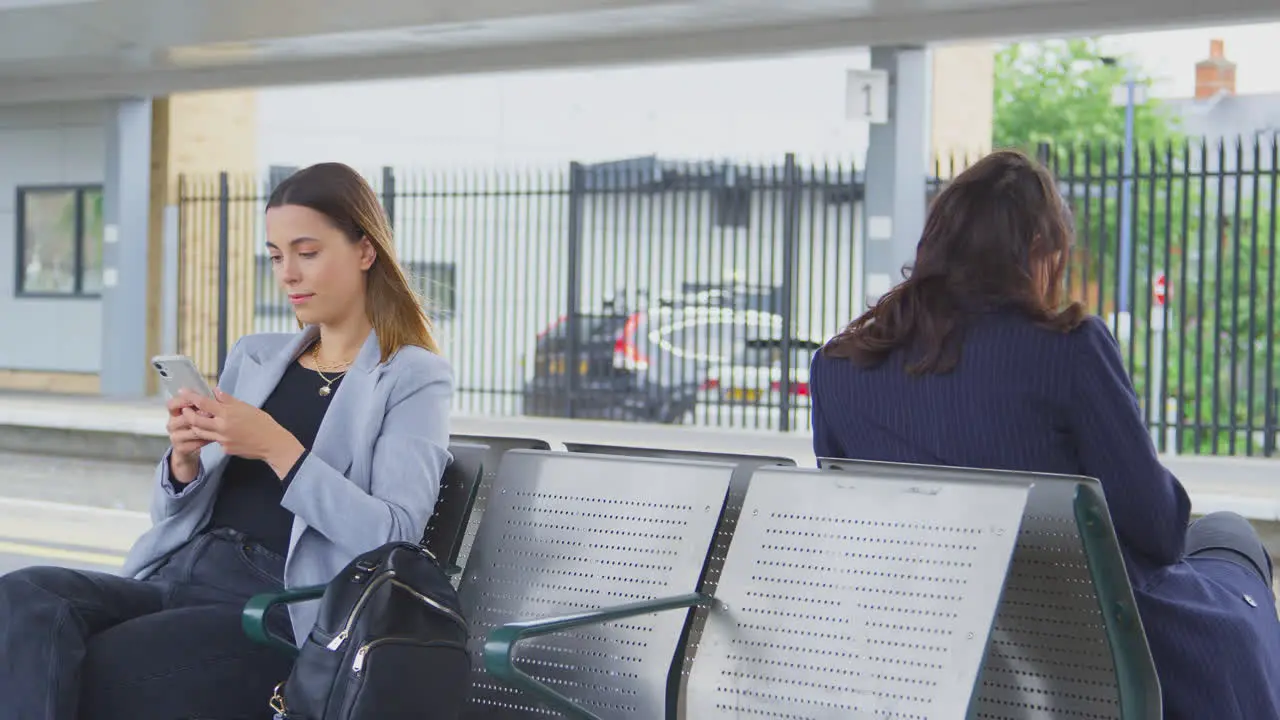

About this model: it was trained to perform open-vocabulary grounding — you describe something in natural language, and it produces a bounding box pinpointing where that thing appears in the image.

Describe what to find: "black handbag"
[270,542,471,719]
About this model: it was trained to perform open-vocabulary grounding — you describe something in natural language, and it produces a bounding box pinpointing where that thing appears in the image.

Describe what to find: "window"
[713,185,751,228]
[16,185,104,297]
[405,261,457,319]
[268,166,300,194]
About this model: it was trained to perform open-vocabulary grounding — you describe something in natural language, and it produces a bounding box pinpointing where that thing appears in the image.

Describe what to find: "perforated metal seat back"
[450,435,553,579]
[560,445,796,589]
[561,444,798,698]
[814,460,1158,720]
[563,442,795,472]
[422,442,487,571]
[458,449,735,719]
[972,475,1131,720]
[687,465,1030,720]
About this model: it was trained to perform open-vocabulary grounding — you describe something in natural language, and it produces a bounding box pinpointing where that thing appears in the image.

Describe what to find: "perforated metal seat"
[449,434,553,579]
[557,446,795,595]
[686,464,1031,720]
[459,449,736,719]
[816,460,1161,720]
[561,443,797,697]
[422,442,487,574]
[970,475,1160,720]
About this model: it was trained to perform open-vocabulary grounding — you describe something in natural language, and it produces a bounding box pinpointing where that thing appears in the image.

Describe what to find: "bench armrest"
[483,592,710,720]
[1074,483,1163,720]
[242,584,328,657]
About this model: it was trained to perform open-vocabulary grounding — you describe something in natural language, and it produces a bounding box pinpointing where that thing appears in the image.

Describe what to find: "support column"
[100,98,154,398]
[155,91,260,388]
[861,47,931,310]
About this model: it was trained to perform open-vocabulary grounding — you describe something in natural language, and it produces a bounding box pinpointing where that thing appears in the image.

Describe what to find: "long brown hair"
[825,149,1084,374]
[267,163,440,360]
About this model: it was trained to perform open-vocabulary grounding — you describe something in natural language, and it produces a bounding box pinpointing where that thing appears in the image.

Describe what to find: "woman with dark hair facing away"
[810,149,1280,718]
[0,163,453,720]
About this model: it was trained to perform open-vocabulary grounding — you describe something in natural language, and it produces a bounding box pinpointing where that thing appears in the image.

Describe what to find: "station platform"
[1,391,1276,523]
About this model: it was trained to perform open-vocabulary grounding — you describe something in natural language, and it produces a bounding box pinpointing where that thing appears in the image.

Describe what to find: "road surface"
[0,451,152,575]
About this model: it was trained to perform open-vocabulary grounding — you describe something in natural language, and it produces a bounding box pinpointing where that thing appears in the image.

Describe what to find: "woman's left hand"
[182,389,306,479]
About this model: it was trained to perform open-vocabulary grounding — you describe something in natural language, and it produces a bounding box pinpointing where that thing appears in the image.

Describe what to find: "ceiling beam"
[0,0,1275,106]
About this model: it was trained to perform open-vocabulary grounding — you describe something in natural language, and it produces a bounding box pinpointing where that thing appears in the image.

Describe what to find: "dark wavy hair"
[824,149,1085,374]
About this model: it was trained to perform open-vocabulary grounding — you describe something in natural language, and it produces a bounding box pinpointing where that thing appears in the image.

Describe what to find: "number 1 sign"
[846,68,890,124]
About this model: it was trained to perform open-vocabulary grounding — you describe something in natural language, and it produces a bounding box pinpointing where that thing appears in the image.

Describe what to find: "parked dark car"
[521,302,819,425]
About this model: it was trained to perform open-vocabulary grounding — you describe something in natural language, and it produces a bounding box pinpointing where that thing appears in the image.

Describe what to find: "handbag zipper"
[326,570,396,650]
[351,637,464,674]
[325,571,468,651]
[389,579,468,630]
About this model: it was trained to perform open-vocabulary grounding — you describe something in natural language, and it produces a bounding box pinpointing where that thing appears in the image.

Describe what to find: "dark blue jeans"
[0,528,295,720]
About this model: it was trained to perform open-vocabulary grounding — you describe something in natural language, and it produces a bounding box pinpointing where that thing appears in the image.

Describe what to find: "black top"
[207,359,343,557]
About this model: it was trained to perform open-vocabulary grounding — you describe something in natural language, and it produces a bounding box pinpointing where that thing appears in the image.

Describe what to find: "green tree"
[991,38,1280,457]
[992,39,1186,294]
[993,38,1180,150]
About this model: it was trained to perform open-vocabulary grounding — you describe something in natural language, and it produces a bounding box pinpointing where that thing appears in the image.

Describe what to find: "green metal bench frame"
[1074,481,1163,719]
[482,593,711,720]
[241,440,489,657]
[243,585,326,656]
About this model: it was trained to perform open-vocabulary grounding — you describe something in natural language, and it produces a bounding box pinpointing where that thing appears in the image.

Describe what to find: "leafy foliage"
[991,38,1280,456]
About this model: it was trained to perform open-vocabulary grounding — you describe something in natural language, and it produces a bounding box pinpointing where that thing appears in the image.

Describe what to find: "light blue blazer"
[121,325,454,644]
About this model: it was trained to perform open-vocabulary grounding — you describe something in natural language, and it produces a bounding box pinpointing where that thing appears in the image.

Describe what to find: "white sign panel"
[867,273,893,298]
[1110,83,1149,107]
[846,68,890,124]
[868,216,893,241]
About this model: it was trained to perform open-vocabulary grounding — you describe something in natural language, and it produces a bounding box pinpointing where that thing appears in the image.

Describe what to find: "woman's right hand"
[166,395,210,484]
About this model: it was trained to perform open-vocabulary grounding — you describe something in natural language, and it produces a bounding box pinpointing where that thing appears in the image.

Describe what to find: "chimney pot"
[1195,38,1236,99]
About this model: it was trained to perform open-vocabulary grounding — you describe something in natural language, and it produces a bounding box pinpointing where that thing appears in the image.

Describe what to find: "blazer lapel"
[236,326,319,409]
[307,329,381,479]
[287,329,381,559]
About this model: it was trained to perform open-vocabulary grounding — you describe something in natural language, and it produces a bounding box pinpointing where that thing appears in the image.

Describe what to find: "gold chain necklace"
[311,342,352,397]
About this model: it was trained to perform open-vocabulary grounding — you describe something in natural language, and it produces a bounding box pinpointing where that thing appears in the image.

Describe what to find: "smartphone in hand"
[151,355,215,400]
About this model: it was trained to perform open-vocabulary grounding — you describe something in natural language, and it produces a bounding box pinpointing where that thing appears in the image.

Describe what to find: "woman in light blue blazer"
[0,162,453,720]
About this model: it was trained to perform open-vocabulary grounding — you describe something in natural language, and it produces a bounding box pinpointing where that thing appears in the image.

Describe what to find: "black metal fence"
[177,136,1279,454]
[1030,137,1279,457]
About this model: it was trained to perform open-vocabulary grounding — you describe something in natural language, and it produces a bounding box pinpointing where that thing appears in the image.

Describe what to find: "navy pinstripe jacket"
[810,310,1280,719]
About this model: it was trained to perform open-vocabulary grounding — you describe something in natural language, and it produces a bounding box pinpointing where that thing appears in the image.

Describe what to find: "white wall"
[0,101,107,373]
[246,47,998,415]
[255,48,874,170]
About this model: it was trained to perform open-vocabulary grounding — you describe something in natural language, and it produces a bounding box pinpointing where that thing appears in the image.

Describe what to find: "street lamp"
[1105,56,1172,448]
[1100,56,1142,315]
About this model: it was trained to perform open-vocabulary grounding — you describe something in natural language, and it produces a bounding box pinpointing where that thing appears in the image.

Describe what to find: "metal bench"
[464,449,735,719]
[450,434,554,580]
[819,459,1162,720]
[423,442,487,575]
[484,459,1029,718]
[682,463,1030,719]
[561,443,797,702]
[242,440,496,654]
[242,442,1159,719]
